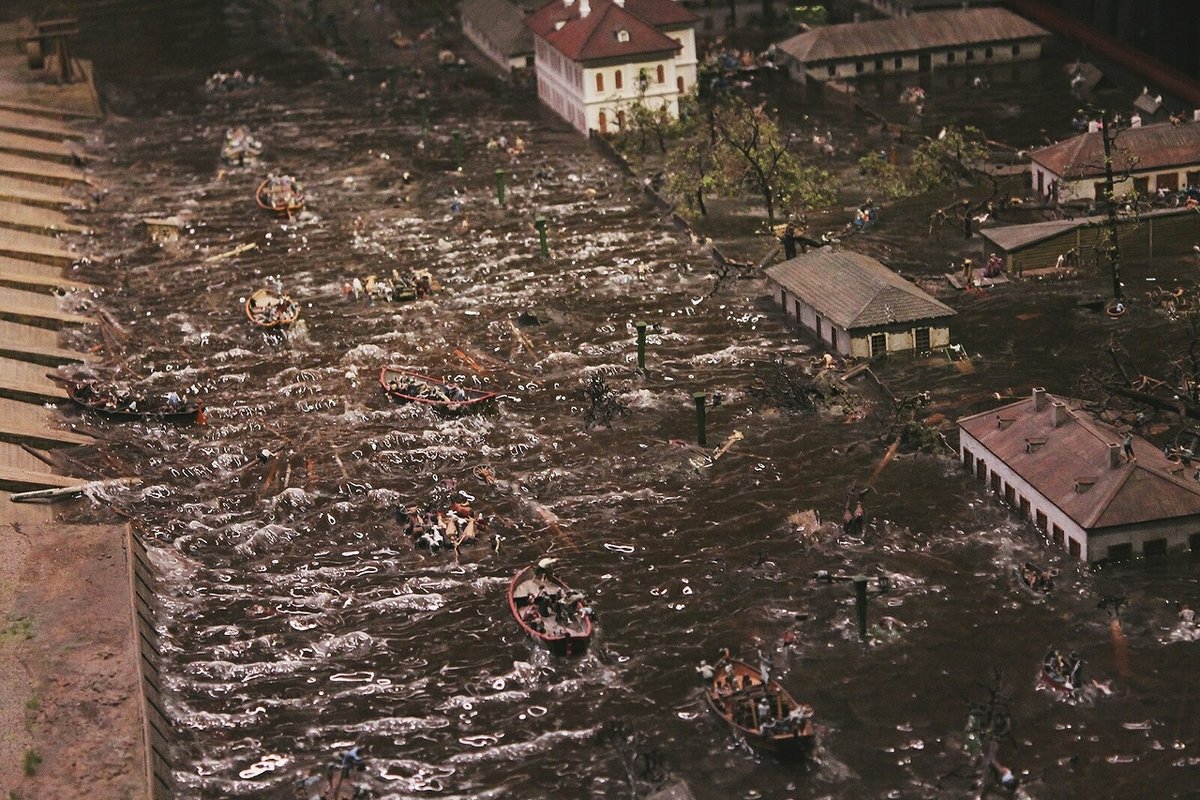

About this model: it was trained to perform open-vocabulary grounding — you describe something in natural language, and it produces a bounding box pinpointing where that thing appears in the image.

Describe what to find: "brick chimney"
[1108,443,1122,468]
[1032,387,1046,411]
[1051,402,1067,427]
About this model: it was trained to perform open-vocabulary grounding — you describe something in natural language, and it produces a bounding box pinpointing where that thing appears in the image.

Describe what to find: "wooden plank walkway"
[0,175,79,208]
[0,319,88,365]
[0,131,78,163]
[0,465,83,492]
[0,200,88,234]
[0,356,66,403]
[0,109,83,141]
[0,397,92,448]
[0,286,92,327]
[0,225,75,264]
[0,150,86,185]
[0,255,97,292]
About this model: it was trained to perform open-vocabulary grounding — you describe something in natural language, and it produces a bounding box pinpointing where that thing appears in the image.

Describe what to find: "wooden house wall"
[990,210,1200,273]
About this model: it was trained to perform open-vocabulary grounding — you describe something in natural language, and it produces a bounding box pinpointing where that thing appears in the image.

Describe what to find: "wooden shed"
[980,207,1200,275]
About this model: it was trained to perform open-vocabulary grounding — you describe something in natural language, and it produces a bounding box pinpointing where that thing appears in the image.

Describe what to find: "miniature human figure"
[1122,432,1136,462]
[1181,605,1195,626]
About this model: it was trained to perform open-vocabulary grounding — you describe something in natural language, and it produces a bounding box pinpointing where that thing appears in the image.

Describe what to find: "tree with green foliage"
[710,96,833,225]
[858,125,992,200]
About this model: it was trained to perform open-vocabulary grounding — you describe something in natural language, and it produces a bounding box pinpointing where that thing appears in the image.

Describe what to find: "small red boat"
[507,562,593,657]
[255,174,305,215]
[704,658,815,760]
[66,380,204,423]
[379,366,498,413]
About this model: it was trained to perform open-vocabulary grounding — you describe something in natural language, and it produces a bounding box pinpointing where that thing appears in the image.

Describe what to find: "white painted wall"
[1033,162,1200,202]
[800,39,1042,82]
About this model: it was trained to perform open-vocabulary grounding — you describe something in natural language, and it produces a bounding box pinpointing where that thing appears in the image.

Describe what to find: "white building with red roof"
[959,388,1200,563]
[525,0,698,135]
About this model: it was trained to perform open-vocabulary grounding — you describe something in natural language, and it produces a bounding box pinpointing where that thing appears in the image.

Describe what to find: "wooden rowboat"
[1040,647,1082,696]
[66,380,204,423]
[379,366,498,413]
[245,288,300,328]
[705,659,815,760]
[507,563,593,657]
[1016,561,1055,594]
[255,175,305,215]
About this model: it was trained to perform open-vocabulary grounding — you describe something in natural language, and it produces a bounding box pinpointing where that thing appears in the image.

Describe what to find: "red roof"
[620,0,699,27]
[1031,120,1200,179]
[959,391,1200,530]
[526,0,683,61]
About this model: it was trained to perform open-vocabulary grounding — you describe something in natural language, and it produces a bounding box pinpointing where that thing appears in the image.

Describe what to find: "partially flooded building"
[765,249,955,357]
[526,0,698,135]
[1029,119,1200,202]
[959,389,1200,563]
[775,8,1046,86]
[460,0,537,74]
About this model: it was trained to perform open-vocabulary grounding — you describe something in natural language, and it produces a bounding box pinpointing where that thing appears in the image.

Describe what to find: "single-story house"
[461,0,537,73]
[1029,119,1200,202]
[980,206,1200,274]
[775,7,1046,85]
[765,249,956,357]
[960,388,1200,562]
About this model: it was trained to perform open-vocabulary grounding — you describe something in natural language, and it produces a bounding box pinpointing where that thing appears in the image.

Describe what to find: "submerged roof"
[981,206,1198,252]
[765,249,956,330]
[959,392,1200,530]
[526,0,684,61]
[777,7,1047,63]
[1031,120,1200,178]
[462,0,534,57]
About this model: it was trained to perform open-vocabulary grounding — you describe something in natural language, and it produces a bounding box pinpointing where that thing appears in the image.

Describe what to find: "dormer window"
[616,29,630,43]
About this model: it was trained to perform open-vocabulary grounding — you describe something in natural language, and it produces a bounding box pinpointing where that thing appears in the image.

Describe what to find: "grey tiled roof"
[777,7,1046,64]
[765,249,955,330]
[462,0,534,57]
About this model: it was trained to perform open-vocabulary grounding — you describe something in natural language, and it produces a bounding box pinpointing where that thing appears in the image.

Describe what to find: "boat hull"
[507,565,593,657]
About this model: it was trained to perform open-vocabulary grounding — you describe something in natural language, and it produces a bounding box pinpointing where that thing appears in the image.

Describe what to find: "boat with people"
[703,655,815,760]
[220,126,262,167]
[507,559,593,657]
[66,380,204,423]
[1040,647,1083,696]
[245,288,300,328]
[379,366,498,412]
[1017,561,1056,594]
[255,173,305,215]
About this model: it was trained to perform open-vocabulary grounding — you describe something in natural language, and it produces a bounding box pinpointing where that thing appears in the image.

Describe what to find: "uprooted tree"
[748,356,855,412]
[583,373,629,428]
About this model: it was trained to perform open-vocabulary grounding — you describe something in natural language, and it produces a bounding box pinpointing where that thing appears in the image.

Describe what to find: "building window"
[827,64,836,77]
[976,459,987,481]
[617,109,626,130]
[985,46,994,59]
[914,327,931,351]
[1052,524,1064,547]
[657,64,665,84]
[615,69,623,90]
[1068,538,1081,558]
[966,50,974,61]
[874,59,883,71]
[870,332,886,357]
[990,472,1001,494]
[1187,171,1200,188]
[598,110,607,134]
[1190,532,1200,553]
[1012,44,1021,56]
[617,29,630,43]
[1144,538,1168,557]
[947,51,956,63]
[1035,510,1047,532]
[596,72,604,92]
[894,57,902,69]
[855,61,864,73]
[1157,172,1179,192]
[1019,496,1030,518]
[962,448,973,470]
[1107,542,1133,562]
[1004,484,1015,506]
[677,76,684,93]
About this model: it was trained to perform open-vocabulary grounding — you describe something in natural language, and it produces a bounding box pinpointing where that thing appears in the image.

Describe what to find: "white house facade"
[959,388,1200,563]
[526,0,698,135]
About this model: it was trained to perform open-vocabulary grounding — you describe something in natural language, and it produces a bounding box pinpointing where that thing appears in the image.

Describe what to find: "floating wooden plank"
[0,226,75,264]
[0,286,92,327]
[0,151,86,185]
[0,255,97,292]
[0,200,87,235]
[0,464,84,493]
[0,174,79,208]
[0,108,82,140]
[0,131,77,163]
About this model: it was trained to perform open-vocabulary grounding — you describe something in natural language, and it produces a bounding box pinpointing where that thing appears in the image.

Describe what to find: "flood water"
[55,6,1200,799]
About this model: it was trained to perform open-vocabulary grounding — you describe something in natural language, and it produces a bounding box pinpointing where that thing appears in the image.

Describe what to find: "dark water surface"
[57,11,1200,800]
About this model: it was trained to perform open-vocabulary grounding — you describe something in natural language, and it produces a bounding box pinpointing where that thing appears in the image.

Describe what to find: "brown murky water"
[54,5,1200,799]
